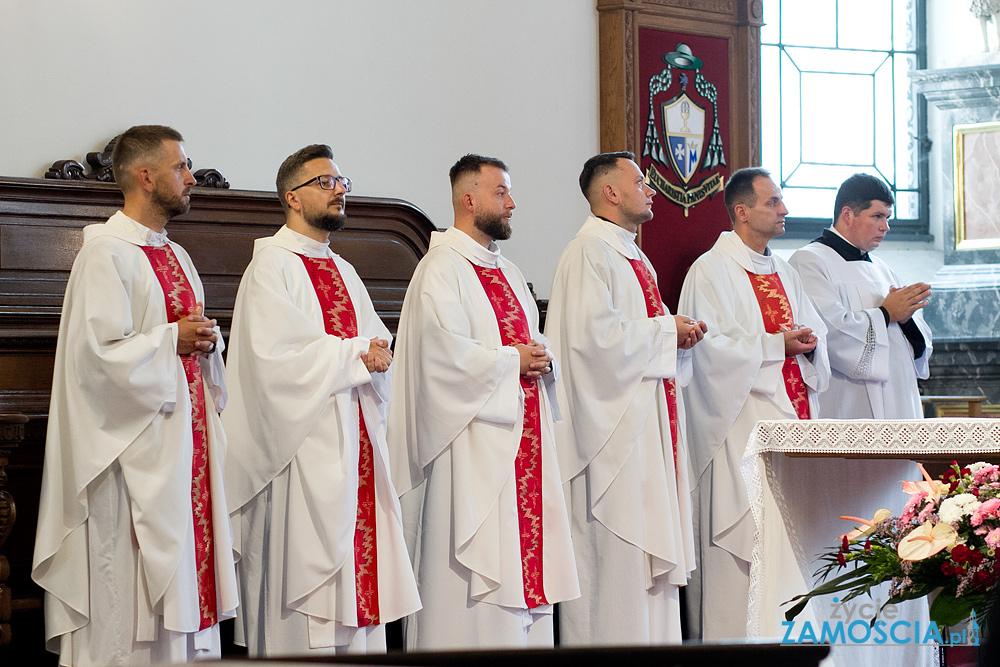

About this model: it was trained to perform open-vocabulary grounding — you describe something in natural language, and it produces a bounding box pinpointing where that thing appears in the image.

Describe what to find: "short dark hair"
[276,144,334,211]
[111,125,184,192]
[724,167,772,223]
[449,154,509,186]
[833,173,894,222]
[579,151,635,201]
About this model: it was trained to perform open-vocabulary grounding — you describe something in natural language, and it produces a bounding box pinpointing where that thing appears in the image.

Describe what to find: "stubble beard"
[151,187,191,220]
[473,212,512,241]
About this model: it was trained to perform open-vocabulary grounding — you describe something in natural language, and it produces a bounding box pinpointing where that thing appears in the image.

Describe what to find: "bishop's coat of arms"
[643,43,726,216]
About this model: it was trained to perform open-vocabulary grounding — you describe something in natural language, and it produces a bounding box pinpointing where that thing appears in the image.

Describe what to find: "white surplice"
[387,227,579,650]
[222,226,420,656]
[544,216,694,645]
[32,211,238,666]
[677,230,830,640]
[789,238,932,420]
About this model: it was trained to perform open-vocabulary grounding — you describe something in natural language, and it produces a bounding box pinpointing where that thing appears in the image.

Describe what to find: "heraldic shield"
[643,42,726,216]
[662,92,706,185]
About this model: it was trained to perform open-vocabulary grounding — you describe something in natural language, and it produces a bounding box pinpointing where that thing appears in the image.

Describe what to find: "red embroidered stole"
[472,264,548,609]
[141,245,217,630]
[298,255,380,627]
[626,259,680,466]
[745,271,811,420]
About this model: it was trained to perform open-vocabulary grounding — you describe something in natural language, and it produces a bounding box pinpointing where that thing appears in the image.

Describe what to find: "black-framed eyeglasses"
[290,175,352,192]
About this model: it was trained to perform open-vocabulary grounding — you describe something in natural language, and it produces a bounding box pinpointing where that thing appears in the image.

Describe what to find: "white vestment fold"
[388,227,579,650]
[222,226,419,655]
[32,211,238,666]
[789,240,932,419]
[544,216,694,645]
[678,230,830,640]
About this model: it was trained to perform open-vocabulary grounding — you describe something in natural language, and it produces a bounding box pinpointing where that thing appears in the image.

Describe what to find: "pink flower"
[899,491,928,524]
[973,464,1000,486]
[971,498,1000,527]
[986,528,1000,551]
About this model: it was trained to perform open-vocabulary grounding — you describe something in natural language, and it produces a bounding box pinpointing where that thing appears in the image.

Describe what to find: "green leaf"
[929,593,977,627]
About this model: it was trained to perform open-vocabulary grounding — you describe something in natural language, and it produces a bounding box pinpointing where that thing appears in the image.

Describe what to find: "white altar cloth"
[741,419,1000,666]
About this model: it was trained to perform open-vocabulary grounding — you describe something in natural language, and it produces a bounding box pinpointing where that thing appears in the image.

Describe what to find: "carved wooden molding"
[45,136,230,189]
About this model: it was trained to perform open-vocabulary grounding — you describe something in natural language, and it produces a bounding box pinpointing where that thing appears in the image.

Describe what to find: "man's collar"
[814,228,871,262]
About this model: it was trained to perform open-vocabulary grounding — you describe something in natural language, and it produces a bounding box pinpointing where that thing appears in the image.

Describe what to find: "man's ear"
[135,166,155,194]
[285,189,303,213]
[603,182,618,205]
[838,205,854,227]
[733,202,746,223]
[462,191,476,213]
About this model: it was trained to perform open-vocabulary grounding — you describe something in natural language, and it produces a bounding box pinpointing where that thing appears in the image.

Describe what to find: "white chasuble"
[388,227,578,650]
[544,216,694,645]
[223,226,419,655]
[677,230,829,640]
[32,211,237,666]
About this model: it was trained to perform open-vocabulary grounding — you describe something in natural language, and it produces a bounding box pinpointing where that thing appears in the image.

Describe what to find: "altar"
[741,419,1000,666]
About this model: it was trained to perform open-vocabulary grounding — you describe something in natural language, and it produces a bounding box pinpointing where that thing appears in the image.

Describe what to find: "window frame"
[761,0,930,241]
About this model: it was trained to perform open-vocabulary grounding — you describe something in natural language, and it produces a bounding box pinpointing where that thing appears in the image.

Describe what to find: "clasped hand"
[362,337,392,373]
[881,282,931,323]
[675,315,708,350]
[781,324,817,357]
[515,340,552,378]
[176,302,218,356]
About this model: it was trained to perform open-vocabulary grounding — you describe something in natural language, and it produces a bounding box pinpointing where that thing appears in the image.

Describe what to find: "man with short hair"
[545,151,704,645]
[33,125,238,665]
[222,144,420,655]
[789,173,932,419]
[388,154,579,650]
[678,167,830,639]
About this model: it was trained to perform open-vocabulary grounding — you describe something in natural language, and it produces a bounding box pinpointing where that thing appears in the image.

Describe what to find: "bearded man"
[222,144,420,656]
[33,124,238,665]
[388,154,579,650]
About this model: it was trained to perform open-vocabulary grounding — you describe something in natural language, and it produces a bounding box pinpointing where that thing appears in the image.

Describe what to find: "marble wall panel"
[961,130,1000,244]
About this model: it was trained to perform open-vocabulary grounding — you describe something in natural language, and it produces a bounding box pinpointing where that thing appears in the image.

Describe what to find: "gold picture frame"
[954,121,1000,250]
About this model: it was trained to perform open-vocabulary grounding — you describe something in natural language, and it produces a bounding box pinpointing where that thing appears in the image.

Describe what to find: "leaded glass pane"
[780,0,837,48]
[895,53,919,189]
[838,0,893,51]
[784,46,889,74]
[801,72,873,165]
[781,186,838,219]
[761,0,780,45]
[784,164,880,189]
[896,190,920,219]
[780,48,802,182]
[761,45,782,173]
[874,58,896,182]
[760,0,925,231]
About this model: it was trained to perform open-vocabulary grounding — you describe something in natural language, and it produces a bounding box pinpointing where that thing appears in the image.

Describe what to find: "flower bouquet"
[784,461,1000,627]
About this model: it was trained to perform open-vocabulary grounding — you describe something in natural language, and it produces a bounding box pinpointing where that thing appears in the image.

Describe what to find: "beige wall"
[0,0,600,297]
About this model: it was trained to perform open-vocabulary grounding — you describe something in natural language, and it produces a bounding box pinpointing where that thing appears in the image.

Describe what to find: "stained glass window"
[760,0,928,238]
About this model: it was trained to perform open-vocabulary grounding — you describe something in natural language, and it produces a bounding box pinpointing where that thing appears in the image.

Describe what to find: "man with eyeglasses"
[223,144,419,656]
[388,154,579,650]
